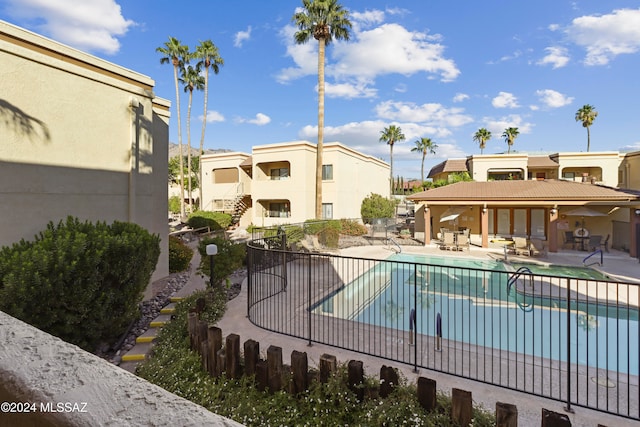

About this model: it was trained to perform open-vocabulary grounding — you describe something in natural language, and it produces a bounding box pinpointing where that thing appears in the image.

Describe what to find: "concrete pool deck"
[208,240,640,426]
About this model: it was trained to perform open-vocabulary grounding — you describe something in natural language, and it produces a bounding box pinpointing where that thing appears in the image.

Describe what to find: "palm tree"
[501,127,520,154]
[411,137,437,185]
[473,128,492,154]
[379,125,406,196]
[293,0,352,219]
[575,104,598,152]
[157,37,189,219]
[180,64,205,213]
[194,40,224,208]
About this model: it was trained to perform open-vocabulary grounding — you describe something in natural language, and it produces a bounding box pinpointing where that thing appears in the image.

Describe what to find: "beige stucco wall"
[469,154,528,181]
[619,151,640,190]
[0,21,169,281]
[551,151,621,186]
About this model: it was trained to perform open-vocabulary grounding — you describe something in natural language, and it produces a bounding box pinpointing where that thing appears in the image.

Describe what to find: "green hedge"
[197,237,246,288]
[0,217,160,350]
[187,210,232,230]
[169,236,193,273]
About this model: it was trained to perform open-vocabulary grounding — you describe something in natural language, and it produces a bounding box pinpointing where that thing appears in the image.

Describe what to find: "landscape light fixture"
[206,244,218,289]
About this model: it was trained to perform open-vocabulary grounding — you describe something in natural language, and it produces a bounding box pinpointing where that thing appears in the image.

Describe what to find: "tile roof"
[527,155,559,168]
[407,180,640,203]
[239,156,253,168]
[427,158,468,178]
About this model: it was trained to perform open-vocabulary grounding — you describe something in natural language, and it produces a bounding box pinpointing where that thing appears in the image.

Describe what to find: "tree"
[411,137,437,185]
[180,64,205,213]
[194,40,224,207]
[575,104,598,152]
[501,127,519,154]
[360,193,396,223]
[293,0,352,218]
[473,128,491,154]
[379,125,406,196]
[157,37,190,219]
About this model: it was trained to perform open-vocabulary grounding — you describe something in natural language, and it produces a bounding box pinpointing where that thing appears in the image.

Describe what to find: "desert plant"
[339,219,368,236]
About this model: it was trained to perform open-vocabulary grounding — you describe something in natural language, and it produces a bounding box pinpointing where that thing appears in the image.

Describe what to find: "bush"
[339,219,368,236]
[169,236,193,273]
[168,196,181,214]
[187,210,232,230]
[303,219,341,235]
[197,237,246,288]
[361,193,396,224]
[0,217,160,350]
[318,227,340,248]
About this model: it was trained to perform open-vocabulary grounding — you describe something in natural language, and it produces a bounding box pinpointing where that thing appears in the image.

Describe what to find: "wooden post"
[417,377,437,412]
[291,350,308,395]
[188,312,197,350]
[200,340,208,372]
[319,354,337,383]
[379,365,399,398]
[207,326,222,377]
[256,360,268,392]
[347,360,364,402]
[267,345,283,393]
[451,388,473,427]
[541,408,572,427]
[496,402,518,427]
[197,320,208,356]
[216,348,225,377]
[244,339,260,377]
[225,334,240,379]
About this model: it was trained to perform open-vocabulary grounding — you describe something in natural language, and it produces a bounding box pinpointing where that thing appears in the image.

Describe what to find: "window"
[322,164,333,180]
[562,171,575,180]
[270,168,289,180]
[268,202,290,218]
[322,203,333,219]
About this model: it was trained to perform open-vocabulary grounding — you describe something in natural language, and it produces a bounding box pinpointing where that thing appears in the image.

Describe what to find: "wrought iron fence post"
[413,263,419,373]
[281,229,288,291]
[565,278,574,413]
[246,246,252,319]
[307,253,312,347]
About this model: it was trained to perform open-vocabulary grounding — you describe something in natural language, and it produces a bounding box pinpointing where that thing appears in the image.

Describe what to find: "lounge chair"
[587,235,602,252]
[456,232,470,251]
[529,238,547,257]
[513,237,531,256]
[600,234,610,252]
[440,231,456,250]
[563,231,576,250]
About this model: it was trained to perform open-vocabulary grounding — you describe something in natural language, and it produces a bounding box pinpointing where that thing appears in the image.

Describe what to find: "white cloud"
[538,46,570,68]
[536,89,574,108]
[236,113,271,126]
[200,110,225,123]
[3,0,134,54]
[484,114,534,136]
[234,26,252,48]
[566,8,640,66]
[453,93,469,103]
[325,81,377,99]
[275,25,317,83]
[492,92,520,109]
[375,100,473,128]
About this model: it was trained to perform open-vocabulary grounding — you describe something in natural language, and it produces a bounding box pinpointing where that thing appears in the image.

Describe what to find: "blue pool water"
[321,253,639,375]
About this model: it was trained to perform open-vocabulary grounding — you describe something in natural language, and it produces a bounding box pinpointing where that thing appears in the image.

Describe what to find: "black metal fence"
[246,232,640,421]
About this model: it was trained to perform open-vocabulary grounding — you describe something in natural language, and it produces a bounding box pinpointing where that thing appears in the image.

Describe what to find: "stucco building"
[200,140,390,227]
[0,21,170,280]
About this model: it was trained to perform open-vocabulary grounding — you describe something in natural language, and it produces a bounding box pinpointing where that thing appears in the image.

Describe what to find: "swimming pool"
[315,252,639,375]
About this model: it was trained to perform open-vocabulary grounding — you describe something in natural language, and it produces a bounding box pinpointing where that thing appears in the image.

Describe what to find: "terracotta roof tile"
[527,156,559,168]
[427,158,468,178]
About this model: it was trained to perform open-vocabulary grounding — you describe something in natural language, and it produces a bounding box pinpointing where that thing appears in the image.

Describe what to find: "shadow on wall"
[0,98,51,144]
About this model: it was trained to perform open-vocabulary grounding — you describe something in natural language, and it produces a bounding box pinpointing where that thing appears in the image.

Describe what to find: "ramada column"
[548,208,558,253]
[423,205,431,246]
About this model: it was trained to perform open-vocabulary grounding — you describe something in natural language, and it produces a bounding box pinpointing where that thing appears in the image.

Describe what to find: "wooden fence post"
[225,334,240,379]
[291,350,308,395]
[417,377,437,412]
[496,402,518,427]
[197,320,208,356]
[347,360,364,402]
[244,339,259,377]
[541,408,572,427]
[207,326,222,377]
[451,388,473,427]
[187,312,197,350]
[379,365,399,398]
[256,360,268,392]
[267,345,283,393]
[319,354,337,383]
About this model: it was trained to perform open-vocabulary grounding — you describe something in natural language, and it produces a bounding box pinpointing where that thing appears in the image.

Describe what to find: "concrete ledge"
[0,311,242,427]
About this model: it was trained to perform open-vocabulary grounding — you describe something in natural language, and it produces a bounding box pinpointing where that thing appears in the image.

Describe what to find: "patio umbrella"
[562,206,608,249]
[439,207,467,223]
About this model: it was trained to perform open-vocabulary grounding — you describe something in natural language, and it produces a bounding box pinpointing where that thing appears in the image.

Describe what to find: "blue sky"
[2,0,640,179]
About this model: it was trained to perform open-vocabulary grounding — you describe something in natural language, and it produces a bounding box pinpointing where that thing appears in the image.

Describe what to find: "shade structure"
[562,206,608,217]
[439,207,467,223]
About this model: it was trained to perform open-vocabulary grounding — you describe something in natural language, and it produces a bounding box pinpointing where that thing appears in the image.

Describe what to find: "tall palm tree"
[575,104,598,152]
[194,40,224,208]
[501,127,520,154]
[293,0,352,219]
[157,37,189,219]
[411,137,437,185]
[473,128,492,154]
[180,64,205,213]
[379,125,406,196]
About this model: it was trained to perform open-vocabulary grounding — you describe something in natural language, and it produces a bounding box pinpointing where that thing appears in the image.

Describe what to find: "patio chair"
[513,237,531,256]
[563,231,576,250]
[529,238,547,257]
[440,231,456,250]
[587,235,602,252]
[456,232,470,251]
[600,234,610,252]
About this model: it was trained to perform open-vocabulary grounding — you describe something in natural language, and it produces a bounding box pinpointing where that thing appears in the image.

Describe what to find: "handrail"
[583,249,603,266]
[507,266,532,295]
[386,237,402,253]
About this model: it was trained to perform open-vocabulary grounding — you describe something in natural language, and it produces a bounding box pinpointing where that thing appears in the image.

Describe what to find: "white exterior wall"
[0,21,169,281]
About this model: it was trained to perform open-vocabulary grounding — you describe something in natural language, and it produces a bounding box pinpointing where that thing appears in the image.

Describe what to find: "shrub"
[169,236,193,273]
[0,217,160,350]
[197,237,246,288]
[318,227,340,248]
[361,193,396,224]
[187,210,232,230]
[339,219,368,236]
[168,196,181,214]
[303,219,341,235]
